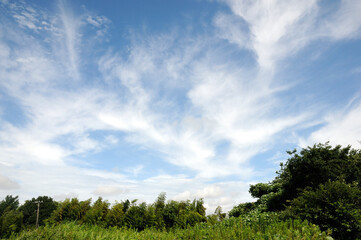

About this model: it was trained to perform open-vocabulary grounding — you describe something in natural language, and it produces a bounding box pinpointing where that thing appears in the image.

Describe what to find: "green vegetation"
[7,213,330,240]
[230,143,361,239]
[19,196,57,227]
[1,143,360,239]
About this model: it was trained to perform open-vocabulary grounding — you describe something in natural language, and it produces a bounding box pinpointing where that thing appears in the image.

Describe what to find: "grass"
[6,213,333,240]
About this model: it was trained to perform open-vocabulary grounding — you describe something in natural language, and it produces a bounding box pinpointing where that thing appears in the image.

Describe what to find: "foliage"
[287,180,361,240]
[277,143,361,205]
[105,203,124,228]
[249,182,281,198]
[0,196,23,238]
[228,202,258,218]
[0,209,23,238]
[214,206,226,221]
[82,197,109,226]
[231,143,361,239]
[162,200,179,229]
[2,143,360,239]
[46,198,91,224]
[152,192,166,230]
[124,201,147,231]
[7,214,332,240]
[40,193,207,233]
[19,196,57,227]
[0,196,19,217]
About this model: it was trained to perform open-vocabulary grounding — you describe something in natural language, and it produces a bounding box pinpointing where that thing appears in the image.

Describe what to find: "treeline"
[1,143,361,239]
[0,193,218,238]
[46,193,208,230]
[229,143,361,240]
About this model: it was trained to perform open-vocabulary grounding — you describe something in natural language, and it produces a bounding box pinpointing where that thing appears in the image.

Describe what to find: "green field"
[7,213,332,240]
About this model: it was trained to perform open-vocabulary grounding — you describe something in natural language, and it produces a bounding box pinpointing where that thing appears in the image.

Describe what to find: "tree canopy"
[230,142,361,239]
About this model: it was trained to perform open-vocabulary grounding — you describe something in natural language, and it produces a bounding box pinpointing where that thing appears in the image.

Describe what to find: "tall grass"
[7,213,332,240]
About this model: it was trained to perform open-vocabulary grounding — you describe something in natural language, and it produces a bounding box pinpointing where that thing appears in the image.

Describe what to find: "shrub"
[0,209,23,238]
[288,180,361,239]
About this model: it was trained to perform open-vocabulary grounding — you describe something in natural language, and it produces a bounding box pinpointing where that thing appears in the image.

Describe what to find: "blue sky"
[0,0,361,213]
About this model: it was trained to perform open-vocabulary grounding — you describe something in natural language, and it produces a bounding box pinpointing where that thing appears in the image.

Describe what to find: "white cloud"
[53,192,79,201]
[218,0,318,69]
[196,185,223,199]
[57,0,81,80]
[93,186,128,196]
[218,0,361,70]
[173,182,252,214]
[125,165,144,177]
[300,100,361,148]
[1,0,360,213]
[105,135,118,145]
[86,15,110,28]
[324,0,361,40]
[0,174,20,190]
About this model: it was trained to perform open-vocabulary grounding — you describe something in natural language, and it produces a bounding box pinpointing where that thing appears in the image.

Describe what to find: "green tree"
[82,197,109,226]
[249,183,281,199]
[124,202,147,231]
[278,143,361,204]
[19,196,57,227]
[0,195,23,238]
[163,200,179,229]
[232,143,361,239]
[106,203,124,228]
[194,198,206,218]
[47,198,91,224]
[0,195,19,216]
[144,205,157,228]
[246,143,361,212]
[214,206,226,221]
[0,209,23,238]
[288,180,361,240]
[153,192,166,230]
[185,211,204,227]
[228,202,258,218]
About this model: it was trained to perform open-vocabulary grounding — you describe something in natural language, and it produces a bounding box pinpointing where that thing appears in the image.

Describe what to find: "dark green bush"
[288,180,361,239]
[19,196,57,227]
[0,209,23,238]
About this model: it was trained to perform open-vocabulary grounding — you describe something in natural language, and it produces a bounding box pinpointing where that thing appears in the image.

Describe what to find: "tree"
[82,197,109,226]
[0,209,23,238]
[249,183,281,199]
[277,143,361,204]
[19,196,57,227]
[231,143,361,239]
[245,143,361,212]
[288,180,361,240]
[0,195,23,238]
[106,202,124,228]
[0,195,19,216]
[124,202,147,231]
[194,198,206,218]
[153,193,166,230]
[46,198,91,224]
[163,200,179,229]
[121,199,130,214]
[228,202,258,218]
[214,206,226,221]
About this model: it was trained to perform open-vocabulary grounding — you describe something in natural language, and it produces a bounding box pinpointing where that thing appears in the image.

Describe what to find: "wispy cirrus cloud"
[0,0,360,214]
[300,98,361,148]
[217,0,361,70]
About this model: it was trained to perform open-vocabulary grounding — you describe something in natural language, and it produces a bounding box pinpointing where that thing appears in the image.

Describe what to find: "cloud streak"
[0,0,360,213]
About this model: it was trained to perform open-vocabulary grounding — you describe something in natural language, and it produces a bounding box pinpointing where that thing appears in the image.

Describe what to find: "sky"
[0,0,361,214]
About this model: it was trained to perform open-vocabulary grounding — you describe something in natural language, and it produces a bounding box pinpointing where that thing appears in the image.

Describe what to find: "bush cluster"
[229,143,361,239]
[44,193,207,231]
